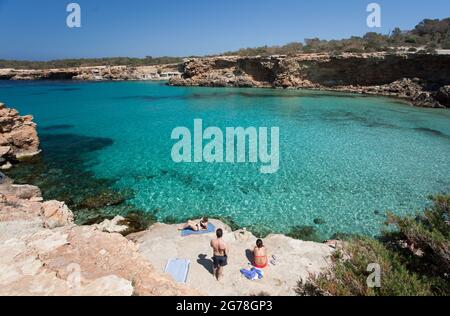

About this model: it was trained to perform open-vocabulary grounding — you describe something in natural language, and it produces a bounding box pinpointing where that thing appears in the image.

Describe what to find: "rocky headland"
[0,64,181,81]
[2,53,449,108]
[0,103,199,295]
[0,103,40,171]
[169,52,450,108]
[0,103,334,296]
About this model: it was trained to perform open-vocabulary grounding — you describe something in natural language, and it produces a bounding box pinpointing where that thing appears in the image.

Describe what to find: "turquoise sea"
[1,80,450,238]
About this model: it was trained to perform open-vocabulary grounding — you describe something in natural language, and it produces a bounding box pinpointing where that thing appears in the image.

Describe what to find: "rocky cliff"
[0,103,200,296]
[0,103,40,170]
[0,179,201,296]
[169,53,450,108]
[0,64,181,81]
[0,103,335,296]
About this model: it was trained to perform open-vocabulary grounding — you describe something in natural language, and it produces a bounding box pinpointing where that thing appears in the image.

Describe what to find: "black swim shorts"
[213,255,228,268]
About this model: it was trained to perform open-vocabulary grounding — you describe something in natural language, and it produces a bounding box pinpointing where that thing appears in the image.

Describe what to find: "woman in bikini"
[179,217,209,231]
[253,239,268,269]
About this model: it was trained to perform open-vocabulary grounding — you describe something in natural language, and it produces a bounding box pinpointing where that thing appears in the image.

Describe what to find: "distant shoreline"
[2,51,448,109]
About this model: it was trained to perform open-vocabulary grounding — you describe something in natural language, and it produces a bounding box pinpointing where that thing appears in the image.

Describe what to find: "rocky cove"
[0,103,335,296]
[1,53,449,109]
[0,64,181,81]
[169,52,450,108]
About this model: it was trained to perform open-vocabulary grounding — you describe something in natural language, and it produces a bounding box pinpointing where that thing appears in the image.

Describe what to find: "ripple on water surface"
[1,81,450,238]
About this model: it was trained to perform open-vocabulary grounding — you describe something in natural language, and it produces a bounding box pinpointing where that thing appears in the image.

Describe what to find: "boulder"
[435,86,450,108]
[41,201,74,229]
[94,216,129,234]
[170,53,450,108]
[9,184,42,200]
[0,146,10,157]
[0,103,40,159]
[0,162,12,170]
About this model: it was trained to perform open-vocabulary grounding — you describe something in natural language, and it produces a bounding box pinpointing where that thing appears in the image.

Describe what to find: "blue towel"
[181,223,216,237]
[240,267,264,280]
[165,258,190,284]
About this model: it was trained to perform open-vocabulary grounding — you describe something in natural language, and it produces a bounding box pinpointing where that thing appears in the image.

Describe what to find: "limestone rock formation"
[0,65,181,82]
[170,53,450,108]
[41,200,74,229]
[94,216,129,234]
[0,178,201,296]
[128,220,334,296]
[435,85,450,108]
[0,103,40,169]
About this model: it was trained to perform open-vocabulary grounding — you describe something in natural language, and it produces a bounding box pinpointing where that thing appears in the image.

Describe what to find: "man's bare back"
[211,229,228,280]
[211,238,227,256]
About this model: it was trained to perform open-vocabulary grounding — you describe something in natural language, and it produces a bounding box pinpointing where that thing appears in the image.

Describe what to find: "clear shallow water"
[1,81,450,238]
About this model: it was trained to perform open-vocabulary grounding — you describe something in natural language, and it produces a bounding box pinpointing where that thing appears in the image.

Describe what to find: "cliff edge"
[0,103,40,170]
[0,103,334,296]
[169,52,450,108]
[0,103,199,296]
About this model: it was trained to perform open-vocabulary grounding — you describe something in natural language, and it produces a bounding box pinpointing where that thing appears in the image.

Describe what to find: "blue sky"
[0,0,449,60]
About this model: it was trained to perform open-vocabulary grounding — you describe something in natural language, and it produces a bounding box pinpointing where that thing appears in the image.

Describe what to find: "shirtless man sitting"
[210,229,228,281]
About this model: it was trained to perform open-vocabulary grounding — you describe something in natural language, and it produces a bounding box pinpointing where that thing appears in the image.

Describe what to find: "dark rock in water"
[161,170,169,176]
[374,210,381,215]
[83,215,115,226]
[330,232,360,241]
[2,131,147,226]
[170,53,450,108]
[287,226,322,242]
[40,124,75,132]
[435,86,450,108]
[413,127,450,139]
[79,190,127,209]
[215,216,241,232]
[246,225,272,239]
[117,212,157,236]
[314,218,326,225]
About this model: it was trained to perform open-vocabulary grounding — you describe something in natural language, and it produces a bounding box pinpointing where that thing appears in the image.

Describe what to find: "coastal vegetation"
[296,195,450,296]
[224,18,450,56]
[0,56,183,70]
[1,18,448,70]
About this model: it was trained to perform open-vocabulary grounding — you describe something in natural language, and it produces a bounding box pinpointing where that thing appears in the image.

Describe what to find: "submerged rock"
[435,85,450,108]
[314,218,326,225]
[287,225,323,242]
[0,104,199,296]
[79,190,127,209]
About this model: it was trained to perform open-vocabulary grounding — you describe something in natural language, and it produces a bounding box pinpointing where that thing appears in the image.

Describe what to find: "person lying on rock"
[178,217,209,231]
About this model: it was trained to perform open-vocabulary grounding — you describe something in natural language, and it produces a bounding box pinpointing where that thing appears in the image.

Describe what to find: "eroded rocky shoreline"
[0,103,334,296]
[2,53,449,108]
[0,64,181,81]
[169,52,450,108]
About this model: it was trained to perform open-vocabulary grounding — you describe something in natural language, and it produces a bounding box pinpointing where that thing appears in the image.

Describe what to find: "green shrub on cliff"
[383,195,450,293]
[296,195,450,296]
[223,18,449,56]
[0,56,183,70]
